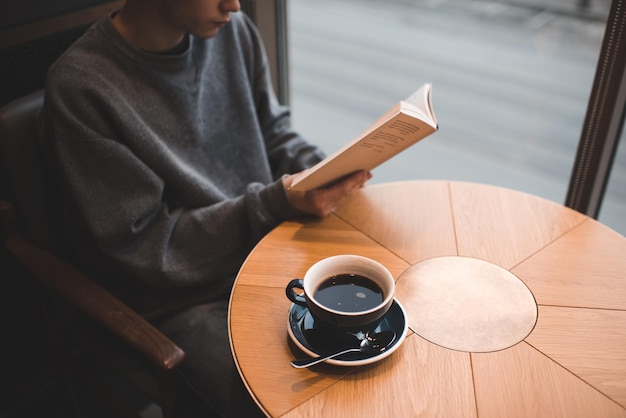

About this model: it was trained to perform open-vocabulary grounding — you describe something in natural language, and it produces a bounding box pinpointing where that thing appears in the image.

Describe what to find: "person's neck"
[111,6,185,53]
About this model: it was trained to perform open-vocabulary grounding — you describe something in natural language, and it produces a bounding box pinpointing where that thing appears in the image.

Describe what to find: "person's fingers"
[326,170,371,198]
[284,170,372,218]
[306,171,370,216]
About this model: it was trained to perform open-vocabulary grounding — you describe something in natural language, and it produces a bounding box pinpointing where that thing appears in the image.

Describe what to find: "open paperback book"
[288,83,439,192]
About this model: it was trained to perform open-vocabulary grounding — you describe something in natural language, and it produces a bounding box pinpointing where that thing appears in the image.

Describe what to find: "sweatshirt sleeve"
[43,94,300,289]
[238,13,326,178]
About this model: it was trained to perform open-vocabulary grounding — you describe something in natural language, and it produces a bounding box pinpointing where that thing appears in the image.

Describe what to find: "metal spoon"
[291,330,396,368]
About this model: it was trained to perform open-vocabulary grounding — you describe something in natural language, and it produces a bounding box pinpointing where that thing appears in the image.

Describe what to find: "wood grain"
[229,284,351,416]
[229,181,626,417]
[473,341,626,418]
[525,305,626,408]
[450,182,587,269]
[237,214,411,286]
[333,181,457,264]
[230,215,410,416]
[512,219,626,310]
[281,333,476,418]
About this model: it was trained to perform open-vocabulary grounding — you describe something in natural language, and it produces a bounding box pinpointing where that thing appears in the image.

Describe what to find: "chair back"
[0,91,189,418]
[0,90,63,250]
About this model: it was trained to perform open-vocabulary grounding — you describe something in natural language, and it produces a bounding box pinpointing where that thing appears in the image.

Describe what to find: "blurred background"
[287,0,624,236]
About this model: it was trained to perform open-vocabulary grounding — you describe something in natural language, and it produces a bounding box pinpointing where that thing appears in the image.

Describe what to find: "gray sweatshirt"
[41,12,324,318]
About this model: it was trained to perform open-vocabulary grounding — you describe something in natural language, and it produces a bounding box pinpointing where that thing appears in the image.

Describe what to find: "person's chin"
[199,21,229,38]
[195,27,223,39]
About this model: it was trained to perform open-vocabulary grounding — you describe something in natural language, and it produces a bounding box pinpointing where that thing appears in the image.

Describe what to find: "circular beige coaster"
[395,256,537,352]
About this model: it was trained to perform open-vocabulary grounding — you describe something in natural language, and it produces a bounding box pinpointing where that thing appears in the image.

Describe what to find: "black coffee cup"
[286,255,395,332]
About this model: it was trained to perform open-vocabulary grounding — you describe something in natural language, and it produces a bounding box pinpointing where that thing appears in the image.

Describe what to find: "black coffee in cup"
[314,274,383,312]
[286,255,395,331]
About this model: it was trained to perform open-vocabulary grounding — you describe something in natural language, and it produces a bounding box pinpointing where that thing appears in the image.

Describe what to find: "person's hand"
[283,170,372,217]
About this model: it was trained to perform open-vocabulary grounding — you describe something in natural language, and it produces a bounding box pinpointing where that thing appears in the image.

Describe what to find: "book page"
[404,83,437,127]
[288,83,438,191]
[289,105,437,191]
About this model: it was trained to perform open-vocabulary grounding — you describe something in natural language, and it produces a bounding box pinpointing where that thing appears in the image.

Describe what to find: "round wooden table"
[228,181,626,417]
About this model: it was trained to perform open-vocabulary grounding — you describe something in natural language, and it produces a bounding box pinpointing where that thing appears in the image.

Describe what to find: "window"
[601,137,625,234]
[288,0,624,235]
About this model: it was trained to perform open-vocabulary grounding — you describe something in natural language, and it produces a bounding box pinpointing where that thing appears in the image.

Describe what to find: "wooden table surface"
[228,180,626,417]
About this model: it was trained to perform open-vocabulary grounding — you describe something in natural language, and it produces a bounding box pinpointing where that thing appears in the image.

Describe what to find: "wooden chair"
[0,91,191,417]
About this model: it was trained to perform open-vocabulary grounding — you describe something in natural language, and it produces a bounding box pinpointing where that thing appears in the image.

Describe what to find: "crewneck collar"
[102,12,193,66]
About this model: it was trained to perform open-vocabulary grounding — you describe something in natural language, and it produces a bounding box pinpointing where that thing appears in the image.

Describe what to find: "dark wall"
[0,25,91,107]
[0,2,118,414]
[0,1,119,108]
[0,0,111,30]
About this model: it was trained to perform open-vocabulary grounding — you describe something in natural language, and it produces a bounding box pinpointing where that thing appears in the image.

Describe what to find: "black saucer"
[287,299,408,366]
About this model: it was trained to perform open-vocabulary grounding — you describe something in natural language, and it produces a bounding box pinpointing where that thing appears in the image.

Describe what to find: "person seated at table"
[39,0,371,415]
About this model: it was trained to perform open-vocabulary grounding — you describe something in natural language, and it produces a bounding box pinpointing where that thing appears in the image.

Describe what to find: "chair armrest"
[0,200,185,371]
